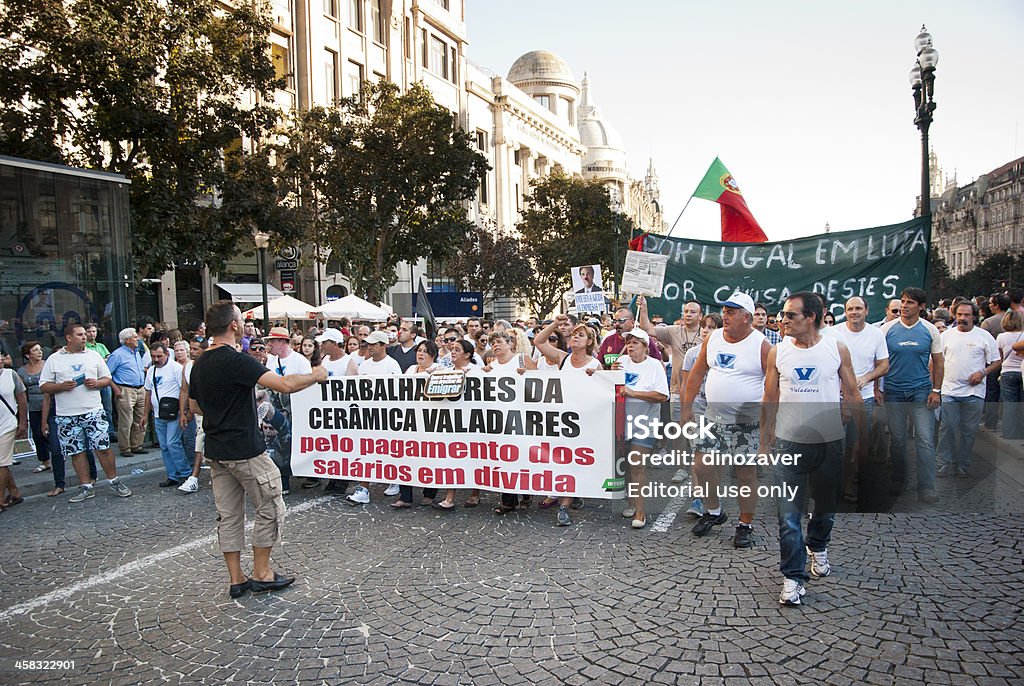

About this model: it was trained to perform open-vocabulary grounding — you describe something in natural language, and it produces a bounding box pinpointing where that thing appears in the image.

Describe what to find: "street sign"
[274,259,298,270]
[280,270,296,293]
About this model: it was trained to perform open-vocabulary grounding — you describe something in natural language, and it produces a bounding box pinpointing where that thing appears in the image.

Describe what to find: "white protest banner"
[621,250,669,297]
[571,264,606,314]
[290,372,626,499]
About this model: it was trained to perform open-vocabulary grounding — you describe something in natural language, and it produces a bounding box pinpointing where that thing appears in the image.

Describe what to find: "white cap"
[622,329,650,344]
[717,290,756,315]
[365,331,389,345]
[315,328,344,344]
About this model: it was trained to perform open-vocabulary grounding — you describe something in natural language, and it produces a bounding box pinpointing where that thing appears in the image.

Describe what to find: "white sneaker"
[384,484,400,497]
[621,505,636,518]
[178,476,199,493]
[779,579,806,606]
[808,547,831,578]
[347,486,370,505]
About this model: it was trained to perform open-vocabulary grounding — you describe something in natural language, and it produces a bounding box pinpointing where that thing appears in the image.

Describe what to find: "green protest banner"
[640,217,930,321]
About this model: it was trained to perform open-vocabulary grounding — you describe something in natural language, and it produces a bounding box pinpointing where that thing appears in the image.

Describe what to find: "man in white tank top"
[683,290,770,548]
[762,292,862,606]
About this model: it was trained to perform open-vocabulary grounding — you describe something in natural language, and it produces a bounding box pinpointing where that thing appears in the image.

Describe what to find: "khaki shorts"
[0,429,14,467]
[209,452,285,553]
[195,415,205,454]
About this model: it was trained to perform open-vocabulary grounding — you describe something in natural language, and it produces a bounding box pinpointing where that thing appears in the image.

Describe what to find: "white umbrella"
[242,295,315,320]
[313,294,390,321]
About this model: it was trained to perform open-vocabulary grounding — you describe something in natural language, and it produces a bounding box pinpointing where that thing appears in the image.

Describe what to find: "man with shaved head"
[824,297,889,501]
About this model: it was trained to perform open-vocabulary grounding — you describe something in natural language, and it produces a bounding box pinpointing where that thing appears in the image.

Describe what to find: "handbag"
[152,370,179,420]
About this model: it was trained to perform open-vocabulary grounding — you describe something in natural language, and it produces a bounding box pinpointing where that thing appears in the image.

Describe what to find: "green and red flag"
[693,157,767,243]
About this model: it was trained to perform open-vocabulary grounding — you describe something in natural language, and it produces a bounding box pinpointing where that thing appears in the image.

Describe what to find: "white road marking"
[0,497,330,621]
[650,494,687,533]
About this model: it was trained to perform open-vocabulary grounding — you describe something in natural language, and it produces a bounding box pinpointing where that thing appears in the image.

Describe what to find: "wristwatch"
[931,388,941,394]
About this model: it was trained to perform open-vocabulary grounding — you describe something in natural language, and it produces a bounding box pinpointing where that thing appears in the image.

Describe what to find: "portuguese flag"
[693,157,767,243]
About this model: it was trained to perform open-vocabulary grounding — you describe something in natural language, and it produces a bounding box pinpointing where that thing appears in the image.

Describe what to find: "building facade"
[929,155,1024,278]
[167,0,663,324]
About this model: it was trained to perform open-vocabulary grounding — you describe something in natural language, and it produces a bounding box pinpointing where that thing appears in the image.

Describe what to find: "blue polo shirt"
[880,318,942,393]
[107,344,151,386]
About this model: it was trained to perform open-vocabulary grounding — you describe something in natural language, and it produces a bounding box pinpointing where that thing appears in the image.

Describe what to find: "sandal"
[538,497,558,509]
[518,496,532,510]
[48,487,65,497]
[432,501,455,511]
[4,496,24,507]
[464,497,480,508]
[389,500,412,509]
[493,505,515,515]
[32,463,52,473]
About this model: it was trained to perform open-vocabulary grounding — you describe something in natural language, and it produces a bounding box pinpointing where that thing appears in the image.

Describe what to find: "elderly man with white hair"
[106,327,152,457]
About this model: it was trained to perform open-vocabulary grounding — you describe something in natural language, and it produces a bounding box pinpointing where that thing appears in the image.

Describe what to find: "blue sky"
[465,0,1024,240]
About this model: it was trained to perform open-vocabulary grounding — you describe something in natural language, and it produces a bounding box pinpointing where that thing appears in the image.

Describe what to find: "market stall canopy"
[313,294,390,321]
[242,295,316,320]
[216,282,284,303]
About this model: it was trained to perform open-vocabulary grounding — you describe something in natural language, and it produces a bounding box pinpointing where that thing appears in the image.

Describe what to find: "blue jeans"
[181,416,197,460]
[885,388,936,491]
[775,438,842,584]
[937,396,984,470]
[154,417,192,481]
[1000,372,1023,439]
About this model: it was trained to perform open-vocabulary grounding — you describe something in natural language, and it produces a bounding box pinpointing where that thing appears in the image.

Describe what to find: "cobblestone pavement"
[1,441,1022,685]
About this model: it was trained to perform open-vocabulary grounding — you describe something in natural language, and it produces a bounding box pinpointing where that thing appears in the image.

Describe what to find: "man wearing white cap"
[263,326,311,494]
[346,330,403,506]
[682,290,770,548]
[316,328,359,378]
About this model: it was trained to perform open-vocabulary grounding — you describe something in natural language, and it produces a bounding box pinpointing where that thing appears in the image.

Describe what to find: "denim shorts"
[55,408,110,457]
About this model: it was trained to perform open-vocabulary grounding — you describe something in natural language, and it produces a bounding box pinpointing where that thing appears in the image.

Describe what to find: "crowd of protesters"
[2,286,1023,603]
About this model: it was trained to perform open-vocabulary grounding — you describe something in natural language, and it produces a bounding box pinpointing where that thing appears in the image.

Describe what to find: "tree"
[443,221,533,296]
[949,250,1024,299]
[926,244,952,303]
[0,0,284,278]
[282,82,489,301]
[516,172,634,317]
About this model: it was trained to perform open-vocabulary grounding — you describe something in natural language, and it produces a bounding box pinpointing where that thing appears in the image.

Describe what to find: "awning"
[215,282,284,303]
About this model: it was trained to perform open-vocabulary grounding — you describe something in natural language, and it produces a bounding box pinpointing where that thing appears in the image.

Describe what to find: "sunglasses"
[611,318,629,324]
[548,335,559,343]
[780,311,804,320]
[444,336,459,343]
[250,346,266,352]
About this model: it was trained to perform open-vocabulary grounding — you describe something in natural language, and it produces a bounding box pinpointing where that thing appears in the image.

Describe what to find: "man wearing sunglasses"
[596,308,663,369]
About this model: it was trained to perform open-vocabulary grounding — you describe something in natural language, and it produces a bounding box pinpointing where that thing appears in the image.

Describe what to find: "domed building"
[507,51,581,128]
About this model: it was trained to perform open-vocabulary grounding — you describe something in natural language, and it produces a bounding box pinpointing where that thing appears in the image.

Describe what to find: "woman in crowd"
[532,315,600,525]
[434,340,483,510]
[997,310,1024,439]
[16,343,50,474]
[300,336,321,367]
[534,329,566,371]
[823,311,836,327]
[613,328,669,529]
[345,335,361,356]
[679,313,722,517]
[485,331,536,514]
[471,330,489,366]
[290,333,304,352]
[392,341,442,508]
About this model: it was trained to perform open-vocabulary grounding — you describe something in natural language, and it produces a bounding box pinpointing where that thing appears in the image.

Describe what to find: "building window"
[534,94,550,109]
[421,29,428,65]
[562,96,574,124]
[513,149,521,166]
[515,182,521,211]
[432,0,450,9]
[271,42,292,90]
[404,17,411,58]
[325,50,338,103]
[428,36,448,79]
[479,176,488,205]
[324,0,337,18]
[371,0,385,44]
[476,130,487,150]
[346,60,364,98]
[450,46,457,84]
[347,0,362,31]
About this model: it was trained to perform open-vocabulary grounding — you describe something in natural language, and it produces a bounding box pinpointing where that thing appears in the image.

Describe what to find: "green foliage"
[926,244,952,303]
[0,0,283,277]
[277,82,489,301]
[947,250,1024,299]
[443,221,533,297]
[516,172,634,317]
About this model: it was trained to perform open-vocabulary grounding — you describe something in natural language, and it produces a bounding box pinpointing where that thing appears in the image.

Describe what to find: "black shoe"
[159,479,181,488]
[251,573,296,594]
[692,511,728,536]
[229,579,251,598]
[323,479,350,494]
[733,523,754,548]
[301,478,321,489]
[571,497,585,510]
[132,448,149,455]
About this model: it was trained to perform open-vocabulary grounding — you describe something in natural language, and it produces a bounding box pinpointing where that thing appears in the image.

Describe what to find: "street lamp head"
[253,229,271,250]
[909,63,922,86]
[919,46,939,70]
[914,25,933,53]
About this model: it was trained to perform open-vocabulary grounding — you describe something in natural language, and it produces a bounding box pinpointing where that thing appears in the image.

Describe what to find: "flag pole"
[667,156,718,237]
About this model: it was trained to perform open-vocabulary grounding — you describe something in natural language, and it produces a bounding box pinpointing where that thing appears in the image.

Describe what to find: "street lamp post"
[910,25,939,221]
[253,229,271,336]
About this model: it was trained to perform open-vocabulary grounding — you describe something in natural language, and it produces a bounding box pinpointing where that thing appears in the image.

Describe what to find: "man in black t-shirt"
[189,301,327,598]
